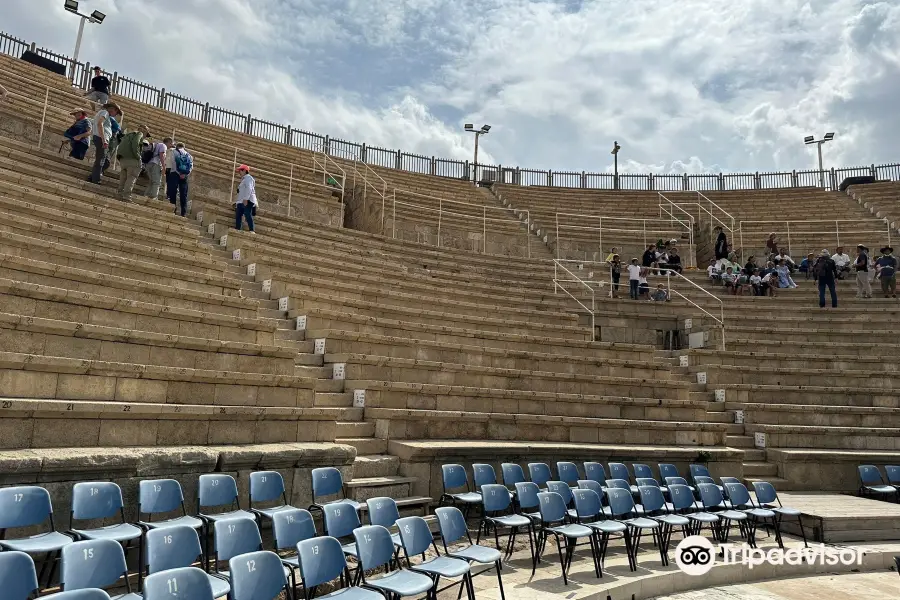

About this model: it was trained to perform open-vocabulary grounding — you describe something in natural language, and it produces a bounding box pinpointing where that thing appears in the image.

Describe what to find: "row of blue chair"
[858,464,900,501]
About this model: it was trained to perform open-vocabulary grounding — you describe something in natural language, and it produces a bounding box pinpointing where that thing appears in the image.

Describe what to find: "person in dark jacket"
[714,226,728,261]
[63,108,92,160]
[814,249,838,308]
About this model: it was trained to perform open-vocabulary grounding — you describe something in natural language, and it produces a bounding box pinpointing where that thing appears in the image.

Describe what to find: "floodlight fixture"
[481,124,491,133]
[90,10,106,23]
[824,132,835,141]
[804,136,815,144]
[804,133,836,189]
[464,123,474,131]
[464,124,492,183]
[611,141,621,155]
[64,0,79,13]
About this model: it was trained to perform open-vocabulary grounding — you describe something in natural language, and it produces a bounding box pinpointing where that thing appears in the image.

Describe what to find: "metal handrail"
[662,269,726,350]
[552,259,596,338]
[697,191,735,232]
[657,193,697,229]
[737,218,892,263]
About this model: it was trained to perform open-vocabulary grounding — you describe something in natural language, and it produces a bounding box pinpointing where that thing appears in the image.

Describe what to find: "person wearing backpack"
[167,142,193,216]
[813,249,838,308]
[116,125,150,202]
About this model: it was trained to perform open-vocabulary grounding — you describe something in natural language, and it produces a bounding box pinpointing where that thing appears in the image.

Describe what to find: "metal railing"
[697,192,735,233]
[2,29,899,193]
[554,212,695,267]
[552,259,596,338]
[662,269,726,350]
[737,219,893,263]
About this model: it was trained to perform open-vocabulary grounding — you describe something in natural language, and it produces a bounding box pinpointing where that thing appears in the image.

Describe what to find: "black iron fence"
[2,30,898,192]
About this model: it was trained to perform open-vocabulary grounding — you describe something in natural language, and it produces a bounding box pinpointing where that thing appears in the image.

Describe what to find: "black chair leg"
[797,514,808,548]
[495,559,506,600]
[554,535,568,585]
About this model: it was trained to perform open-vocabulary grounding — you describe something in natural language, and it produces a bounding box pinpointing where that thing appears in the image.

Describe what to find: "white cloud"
[2,0,900,175]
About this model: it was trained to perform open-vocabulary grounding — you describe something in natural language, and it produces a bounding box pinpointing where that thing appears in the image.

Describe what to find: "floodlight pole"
[70,15,87,81]
[817,141,825,190]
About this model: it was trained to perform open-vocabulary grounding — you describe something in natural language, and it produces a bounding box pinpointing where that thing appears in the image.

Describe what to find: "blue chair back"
[353,525,395,572]
[556,462,580,485]
[885,465,900,485]
[0,486,53,529]
[297,536,346,588]
[43,591,112,600]
[249,471,285,505]
[723,482,752,508]
[272,508,316,551]
[473,464,497,489]
[605,478,631,492]
[143,567,213,600]
[606,487,636,518]
[366,497,400,529]
[658,463,680,482]
[751,481,778,505]
[668,484,696,511]
[720,476,741,486]
[528,463,552,487]
[608,463,630,482]
[72,482,124,521]
[571,488,601,521]
[311,467,344,500]
[482,484,512,513]
[694,475,716,486]
[637,486,666,514]
[229,550,286,600]
[213,518,262,562]
[442,464,469,492]
[584,462,607,483]
[514,482,540,511]
[635,477,660,488]
[61,539,127,591]
[198,474,239,510]
[545,481,573,505]
[323,502,361,538]
[577,480,604,498]
[139,479,186,515]
[665,476,691,488]
[690,464,711,481]
[536,491,567,524]
[396,516,434,557]
[0,551,38,600]
[697,483,725,509]
[146,526,202,574]
[858,465,885,485]
[434,507,469,545]
[633,464,653,479]
[501,463,526,487]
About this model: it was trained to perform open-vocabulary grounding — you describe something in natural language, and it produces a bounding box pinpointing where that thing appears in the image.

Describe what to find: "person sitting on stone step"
[831,246,852,279]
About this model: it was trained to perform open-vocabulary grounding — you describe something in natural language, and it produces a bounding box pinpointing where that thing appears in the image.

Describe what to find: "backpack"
[117,131,144,162]
[141,144,155,164]
[174,149,193,175]
[813,257,832,278]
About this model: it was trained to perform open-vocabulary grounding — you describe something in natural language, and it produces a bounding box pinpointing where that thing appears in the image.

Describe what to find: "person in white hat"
[854,244,871,298]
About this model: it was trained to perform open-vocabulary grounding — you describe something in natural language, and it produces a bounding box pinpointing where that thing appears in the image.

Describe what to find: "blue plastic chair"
[0,486,73,587]
[604,478,633,495]
[513,481,541,524]
[576,480,607,507]
[435,506,505,599]
[366,497,403,555]
[556,462,580,487]
[353,525,434,598]
[70,482,142,576]
[42,591,111,600]
[472,464,498,490]
[229,550,291,600]
[138,479,204,531]
[668,483,718,537]
[751,481,807,548]
[885,465,900,491]
[635,477,665,505]
[145,526,230,599]
[143,567,214,600]
[606,487,662,571]
[632,464,653,480]
[198,474,254,570]
[479,484,535,564]
[697,483,747,543]
[396,516,473,599]
[500,463,526,489]
[296,536,381,599]
[570,488,626,573]
[440,465,482,516]
[0,550,39,600]
[527,463,552,489]
[309,468,361,517]
[637,485,689,566]
[323,501,363,560]
[723,482,775,549]
[535,491,600,583]
[584,462,608,484]
[690,464,724,493]
[858,465,898,501]
[272,508,316,590]
[60,539,139,599]
[608,463,638,494]
[249,471,294,524]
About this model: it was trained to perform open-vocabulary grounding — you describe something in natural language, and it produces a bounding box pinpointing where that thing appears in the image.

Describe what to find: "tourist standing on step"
[714,225,728,265]
[88,102,122,184]
[85,66,111,106]
[813,250,838,308]
[607,253,622,298]
[876,246,898,298]
[144,136,170,199]
[627,258,641,300]
[63,108,92,160]
[855,244,872,299]
[168,143,193,217]
[116,125,149,202]
[234,164,258,233]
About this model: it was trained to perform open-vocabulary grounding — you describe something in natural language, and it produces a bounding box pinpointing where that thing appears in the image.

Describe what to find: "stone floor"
[652,571,900,599]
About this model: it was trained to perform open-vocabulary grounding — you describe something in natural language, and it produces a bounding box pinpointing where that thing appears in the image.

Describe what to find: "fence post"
[871,164,877,179]
[82,61,90,89]
[792,170,798,187]
[830,168,836,191]
[718,173,724,191]
[203,103,210,123]
[245,114,252,135]
[29,42,36,53]
[324,135,331,156]
[649,173,654,190]
[548,170,553,187]
[683,174,689,191]
[431,156,435,176]
[464,160,470,181]
[285,126,292,146]
[361,143,367,163]
[395,149,401,170]
[159,88,166,109]
[581,171,586,189]
[111,71,119,94]
[754,172,761,190]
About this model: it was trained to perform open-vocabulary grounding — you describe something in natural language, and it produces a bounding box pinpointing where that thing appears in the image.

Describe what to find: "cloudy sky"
[4,0,899,175]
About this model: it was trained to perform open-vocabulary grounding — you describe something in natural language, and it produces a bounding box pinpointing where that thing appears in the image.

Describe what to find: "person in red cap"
[63,108,92,160]
[234,164,258,233]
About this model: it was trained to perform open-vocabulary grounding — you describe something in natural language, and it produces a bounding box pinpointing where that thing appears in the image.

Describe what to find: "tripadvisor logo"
[675,536,715,576]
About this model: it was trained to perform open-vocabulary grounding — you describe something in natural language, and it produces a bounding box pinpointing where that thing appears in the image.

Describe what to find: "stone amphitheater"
[0,34,899,600]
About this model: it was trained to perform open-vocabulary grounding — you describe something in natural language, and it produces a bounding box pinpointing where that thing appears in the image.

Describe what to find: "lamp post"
[611,141,621,190]
[464,123,491,184]
[64,1,106,82]
[804,132,835,189]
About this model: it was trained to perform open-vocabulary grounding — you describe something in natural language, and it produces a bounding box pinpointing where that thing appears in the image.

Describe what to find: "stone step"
[296,365,332,379]
[743,462,779,477]
[742,476,798,491]
[241,288,271,300]
[316,393,354,408]
[336,421,375,438]
[353,454,399,479]
[295,353,325,367]
[725,435,755,448]
[741,449,766,462]
[315,379,345,393]
[704,412,731,423]
[274,329,306,342]
[344,475,417,502]
[337,437,387,455]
